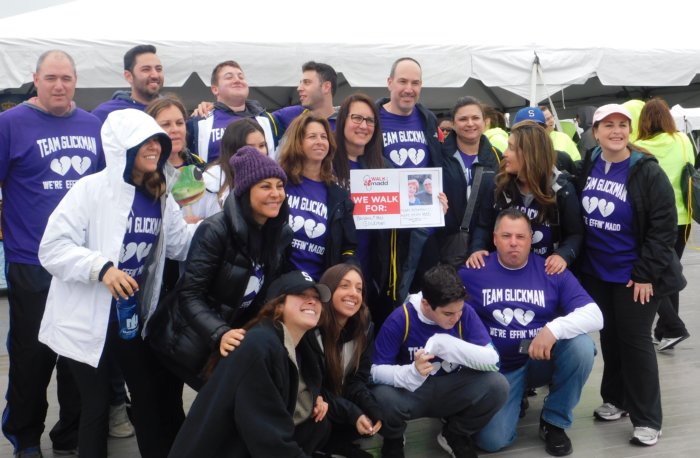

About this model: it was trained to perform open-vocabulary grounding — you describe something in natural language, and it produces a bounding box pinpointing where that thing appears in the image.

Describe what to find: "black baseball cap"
[266,271,331,303]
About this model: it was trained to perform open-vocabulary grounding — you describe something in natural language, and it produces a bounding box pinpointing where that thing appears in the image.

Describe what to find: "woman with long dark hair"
[170,271,332,457]
[315,263,382,458]
[467,120,583,274]
[159,146,292,389]
[279,112,357,280]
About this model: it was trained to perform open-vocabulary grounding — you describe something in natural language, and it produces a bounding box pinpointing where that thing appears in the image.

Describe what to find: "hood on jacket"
[622,99,645,142]
[101,108,171,184]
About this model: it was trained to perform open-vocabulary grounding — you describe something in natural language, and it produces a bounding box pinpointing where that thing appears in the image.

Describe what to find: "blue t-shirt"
[0,104,104,264]
[379,106,429,168]
[373,295,491,376]
[286,177,329,281]
[459,253,593,372]
[580,156,636,283]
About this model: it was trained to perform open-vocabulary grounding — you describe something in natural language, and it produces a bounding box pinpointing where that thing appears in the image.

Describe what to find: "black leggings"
[68,320,185,458]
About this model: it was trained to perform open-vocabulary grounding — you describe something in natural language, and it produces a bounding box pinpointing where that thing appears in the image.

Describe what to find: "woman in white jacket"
[38,109,196,458]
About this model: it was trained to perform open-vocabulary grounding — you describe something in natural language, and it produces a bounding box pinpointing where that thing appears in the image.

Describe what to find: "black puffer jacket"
[576,148,686,296]
[149,194,292,387]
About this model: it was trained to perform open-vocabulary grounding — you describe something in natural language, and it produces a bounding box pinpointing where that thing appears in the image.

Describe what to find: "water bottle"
[116,295,139,340]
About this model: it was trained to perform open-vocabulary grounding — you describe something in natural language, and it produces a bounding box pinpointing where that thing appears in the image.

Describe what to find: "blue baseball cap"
[513,107,546,126]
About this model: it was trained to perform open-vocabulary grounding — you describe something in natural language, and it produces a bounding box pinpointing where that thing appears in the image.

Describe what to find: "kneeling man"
[371,264,509,458]
[460,208,603,456]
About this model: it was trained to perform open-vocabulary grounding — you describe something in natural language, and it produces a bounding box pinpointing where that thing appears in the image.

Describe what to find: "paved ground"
[1,226,699,457]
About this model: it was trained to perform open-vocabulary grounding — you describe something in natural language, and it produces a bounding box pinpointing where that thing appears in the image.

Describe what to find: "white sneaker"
[630,427,661,446]
[657,334,689,351]
[108,403,135,438]
[593,403,628,421]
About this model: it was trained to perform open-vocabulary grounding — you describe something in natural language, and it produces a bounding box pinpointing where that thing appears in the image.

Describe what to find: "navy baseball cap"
[266,271,331,303]
[513,107,546,126]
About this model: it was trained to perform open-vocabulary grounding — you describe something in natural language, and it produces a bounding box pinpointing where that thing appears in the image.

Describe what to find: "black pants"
[68,320,185,458]
[654,224,690,339]
[581,274,662,429]
[1,262,80,452]
[293,417,330,455]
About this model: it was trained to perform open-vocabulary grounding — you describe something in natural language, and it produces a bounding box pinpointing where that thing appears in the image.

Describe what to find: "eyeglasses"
[349,114,376,126]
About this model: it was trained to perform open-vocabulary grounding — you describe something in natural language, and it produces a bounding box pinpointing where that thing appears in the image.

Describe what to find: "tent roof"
[2,1,700,111]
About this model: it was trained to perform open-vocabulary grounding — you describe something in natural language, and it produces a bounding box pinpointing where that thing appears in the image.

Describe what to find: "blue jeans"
[476,334,596,452]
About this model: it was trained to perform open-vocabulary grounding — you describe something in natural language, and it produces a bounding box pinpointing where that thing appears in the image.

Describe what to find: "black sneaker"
[381,437,405,458]
[539,419,572,456]
[437,427,478,458]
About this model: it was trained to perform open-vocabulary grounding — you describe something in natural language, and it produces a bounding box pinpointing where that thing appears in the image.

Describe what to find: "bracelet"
[98,261,114,282]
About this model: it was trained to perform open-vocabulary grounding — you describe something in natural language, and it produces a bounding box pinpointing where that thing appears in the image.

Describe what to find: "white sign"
[350,168,444,229]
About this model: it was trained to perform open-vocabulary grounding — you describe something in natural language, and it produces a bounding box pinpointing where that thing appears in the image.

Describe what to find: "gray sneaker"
[109,403,135,438]
[630,427,661,446]
[594,403,628,421]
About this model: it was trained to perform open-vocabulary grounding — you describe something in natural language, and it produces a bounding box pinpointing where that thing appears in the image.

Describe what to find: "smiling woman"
[170,271,332,457]
[36,108,198,457]
[151,146,293,390]
[279,112,358,280]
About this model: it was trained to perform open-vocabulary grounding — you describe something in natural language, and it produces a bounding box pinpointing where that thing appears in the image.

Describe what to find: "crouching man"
[370,264,509,458]
[460,208,603,456]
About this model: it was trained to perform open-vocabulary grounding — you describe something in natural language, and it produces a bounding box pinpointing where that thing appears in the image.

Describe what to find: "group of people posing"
[0,44,693,458]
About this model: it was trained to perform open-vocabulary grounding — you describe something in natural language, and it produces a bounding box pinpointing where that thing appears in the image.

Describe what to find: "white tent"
[2,0,700,115]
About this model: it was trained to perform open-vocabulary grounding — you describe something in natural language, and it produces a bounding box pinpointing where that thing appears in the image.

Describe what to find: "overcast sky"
[1,0,74,19]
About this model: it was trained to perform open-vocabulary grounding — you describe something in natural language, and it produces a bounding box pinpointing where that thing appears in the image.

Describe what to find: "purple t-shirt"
[112,190,161,321]
[117,190,162,283]
[92,97,146,123]
[240,263,264,309]
[458,150,478,187]
[286,177,329,281]
[194,109,247,163]
[273,105,336,132]
[373,296,491,376]
[514,198,554,258]
[380,106,429,168]
[0,104,104,264]
[459,253,593,372]
[347,159,372,277]
[580,157,636,283]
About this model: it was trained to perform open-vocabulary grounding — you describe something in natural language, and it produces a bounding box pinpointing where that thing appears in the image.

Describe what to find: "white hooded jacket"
[39,109,195,367]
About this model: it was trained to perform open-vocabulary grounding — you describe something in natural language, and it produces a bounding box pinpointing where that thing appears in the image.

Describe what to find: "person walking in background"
[635,97,693,351]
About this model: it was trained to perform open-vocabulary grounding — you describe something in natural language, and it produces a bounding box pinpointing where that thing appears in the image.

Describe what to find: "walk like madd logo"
[363,175,390,191]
